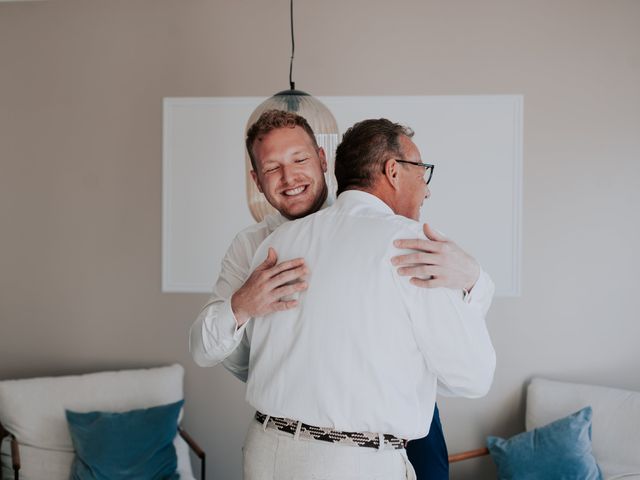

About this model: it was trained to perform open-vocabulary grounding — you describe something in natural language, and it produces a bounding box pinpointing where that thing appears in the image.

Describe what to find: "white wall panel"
[163,95,522,295]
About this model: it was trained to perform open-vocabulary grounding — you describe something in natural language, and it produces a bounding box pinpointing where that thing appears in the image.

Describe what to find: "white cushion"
[1,440,72,480]
[0,437,195,480]
[526,378,640,479]
[0,364,195,479]
[0,435,195,480]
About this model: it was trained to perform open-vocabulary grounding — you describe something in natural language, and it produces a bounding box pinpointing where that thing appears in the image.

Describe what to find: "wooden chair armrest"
[179,426,206,480]
[448,447,490,463]
[1,422,21,480]
[11,435,21,479]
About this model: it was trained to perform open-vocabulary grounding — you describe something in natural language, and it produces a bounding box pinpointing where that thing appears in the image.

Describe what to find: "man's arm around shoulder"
[189,243,251,368]
[190,236,309,369]
[392,227,496,398]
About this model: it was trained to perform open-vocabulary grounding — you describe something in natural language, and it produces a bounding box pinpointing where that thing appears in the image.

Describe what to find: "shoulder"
[334,191,424,238]
[233,214,286,247]
[387,214,423,237]
[266,208,326,241]
[252,210,327,266]
[364,209,425,242]
[224,214,286,266]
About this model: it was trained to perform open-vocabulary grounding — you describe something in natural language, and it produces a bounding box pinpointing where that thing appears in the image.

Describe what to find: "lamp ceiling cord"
[289,0,295,90]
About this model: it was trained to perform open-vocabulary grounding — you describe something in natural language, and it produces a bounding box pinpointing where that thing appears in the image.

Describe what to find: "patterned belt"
[255,411,407,450]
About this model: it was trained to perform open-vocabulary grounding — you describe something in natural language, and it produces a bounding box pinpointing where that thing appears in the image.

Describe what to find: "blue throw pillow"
[65,399,184,480]
[487,406,602,480]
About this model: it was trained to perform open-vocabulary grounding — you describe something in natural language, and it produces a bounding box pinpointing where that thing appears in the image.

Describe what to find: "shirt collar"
[265,192,335,230]
[335,190,395,215]
[265,212,288,231]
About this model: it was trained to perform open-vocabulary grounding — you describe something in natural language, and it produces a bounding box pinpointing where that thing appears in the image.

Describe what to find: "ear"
[317,147,328,173]
[250,170,264,193]
[383,159,400,190]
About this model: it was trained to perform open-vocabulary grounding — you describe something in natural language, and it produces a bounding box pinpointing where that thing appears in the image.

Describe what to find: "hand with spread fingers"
[391,223,481,292]
[231,247,309,327]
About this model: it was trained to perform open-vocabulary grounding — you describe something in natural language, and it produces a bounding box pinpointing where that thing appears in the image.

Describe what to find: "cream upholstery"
[0,364,195,480]
[527,378,640,480]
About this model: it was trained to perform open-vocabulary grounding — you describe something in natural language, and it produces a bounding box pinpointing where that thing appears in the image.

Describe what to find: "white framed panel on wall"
[162,98,259,293]
[163,95,522,295]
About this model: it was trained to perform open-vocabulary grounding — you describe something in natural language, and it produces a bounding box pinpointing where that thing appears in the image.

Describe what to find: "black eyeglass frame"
[394,159,435,184]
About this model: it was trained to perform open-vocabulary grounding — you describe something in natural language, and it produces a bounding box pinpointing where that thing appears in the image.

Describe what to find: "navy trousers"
[406,404,449,480]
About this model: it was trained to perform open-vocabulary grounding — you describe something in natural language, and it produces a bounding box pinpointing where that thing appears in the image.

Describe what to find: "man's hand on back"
[391,223,480,292]
[231,247,309,327]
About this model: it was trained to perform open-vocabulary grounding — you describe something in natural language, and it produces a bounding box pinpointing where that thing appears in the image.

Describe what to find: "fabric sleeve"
[220,331,251,382]
[189,237,252,372]
[392,231,496,399]
[464,269,495,317]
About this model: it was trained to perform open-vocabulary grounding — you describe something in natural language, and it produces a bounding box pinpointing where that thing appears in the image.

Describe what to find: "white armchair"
[449,378,640,479]
[525,378,640,479]
[0,364,205,480]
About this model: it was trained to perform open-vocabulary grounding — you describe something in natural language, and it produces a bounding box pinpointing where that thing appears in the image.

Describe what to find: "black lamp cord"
[289,0,295,90]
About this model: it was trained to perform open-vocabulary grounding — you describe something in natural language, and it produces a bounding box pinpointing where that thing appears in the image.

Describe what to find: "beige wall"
[1,1,639,478]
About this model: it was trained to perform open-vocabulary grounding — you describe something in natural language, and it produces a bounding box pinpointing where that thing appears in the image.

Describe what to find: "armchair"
[0,364,205,480]
[447,378,640,479]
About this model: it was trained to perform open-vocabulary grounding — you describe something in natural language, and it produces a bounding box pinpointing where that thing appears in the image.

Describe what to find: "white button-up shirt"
[190,211,288,382]
[193,190,496,440]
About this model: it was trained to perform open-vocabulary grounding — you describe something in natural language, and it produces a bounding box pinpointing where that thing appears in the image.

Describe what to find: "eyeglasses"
[394,159,435,185]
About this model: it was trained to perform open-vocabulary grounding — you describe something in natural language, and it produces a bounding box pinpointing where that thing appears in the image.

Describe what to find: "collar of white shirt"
[335,189,395,215]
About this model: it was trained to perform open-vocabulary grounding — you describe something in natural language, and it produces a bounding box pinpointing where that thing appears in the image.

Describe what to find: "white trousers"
[243,419,417,480]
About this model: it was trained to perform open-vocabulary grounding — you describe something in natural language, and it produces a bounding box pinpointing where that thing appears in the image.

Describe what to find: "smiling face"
[250,126,328,220]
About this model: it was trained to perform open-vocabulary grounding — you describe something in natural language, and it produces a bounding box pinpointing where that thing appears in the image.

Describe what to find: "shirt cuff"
[220,299,248,340]
[463,269,492,305]
[462,287,471,303]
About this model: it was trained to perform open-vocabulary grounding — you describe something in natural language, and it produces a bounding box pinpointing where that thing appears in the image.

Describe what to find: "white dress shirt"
[191,190,496,440]
[190,211,288,381]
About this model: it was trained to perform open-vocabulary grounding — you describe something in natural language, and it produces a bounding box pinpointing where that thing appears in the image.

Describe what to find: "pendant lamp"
[245,0,339,222]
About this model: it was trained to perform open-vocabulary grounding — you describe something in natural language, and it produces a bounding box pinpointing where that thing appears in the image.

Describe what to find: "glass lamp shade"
[245,89,340,222]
